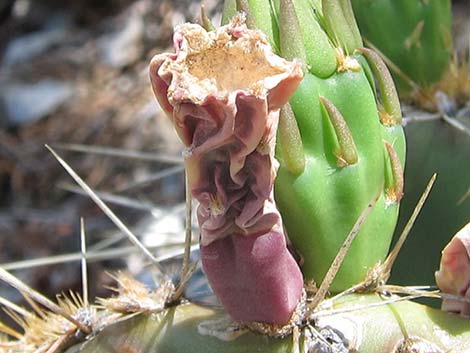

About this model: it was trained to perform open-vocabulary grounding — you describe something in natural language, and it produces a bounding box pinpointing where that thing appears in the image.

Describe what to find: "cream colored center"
[187,45,282,92]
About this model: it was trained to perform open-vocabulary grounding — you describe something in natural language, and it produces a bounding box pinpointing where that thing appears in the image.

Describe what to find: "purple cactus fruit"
[149,16,304,325]
[435,223,470,316]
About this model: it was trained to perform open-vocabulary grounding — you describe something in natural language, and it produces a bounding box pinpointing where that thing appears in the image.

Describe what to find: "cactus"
[349,0,469,289]
[2,1,470,353]
[351,0,453,94]
[66,294,470,353]
[150,0,407,321]
[221,0,406,292]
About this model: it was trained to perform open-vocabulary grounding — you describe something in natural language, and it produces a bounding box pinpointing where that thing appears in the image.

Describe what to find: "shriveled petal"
[149,15,302,246]
[435,223,470,316]
[149,15,304,325]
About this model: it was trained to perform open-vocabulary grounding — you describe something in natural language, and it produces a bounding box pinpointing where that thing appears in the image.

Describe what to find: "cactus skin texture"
[67,294,470,353]
[351,0,453,93]
[149,17,304,325]
[224,0,406,292]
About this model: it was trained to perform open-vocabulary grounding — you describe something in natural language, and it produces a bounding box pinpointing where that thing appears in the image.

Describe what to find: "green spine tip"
[384,141,404,203]
[279,0,307,65]
[356,47,402,126]
[320,96,358,166]
[279,103,305,175]
[338,0,363,47]
[200,5,215,32]
[242,0,280,51]
[322,0,362,53]
[290,0,337,77]
[404,20,424,50]
[236,0,257,29]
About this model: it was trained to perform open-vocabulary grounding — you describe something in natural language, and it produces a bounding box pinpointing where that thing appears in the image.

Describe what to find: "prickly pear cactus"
[2,2,470,353]
[351,0,453,93]
[69,294,470,353]
[223,0,406,292]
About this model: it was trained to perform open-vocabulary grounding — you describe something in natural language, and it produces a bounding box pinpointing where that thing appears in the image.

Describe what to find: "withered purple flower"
[149,15,304,325]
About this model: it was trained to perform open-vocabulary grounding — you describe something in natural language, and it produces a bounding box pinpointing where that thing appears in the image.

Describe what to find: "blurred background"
[0,0,468,321]
[0,0,223,314]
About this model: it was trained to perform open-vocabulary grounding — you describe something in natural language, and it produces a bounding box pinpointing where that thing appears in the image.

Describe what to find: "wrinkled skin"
[435,223,470,316]
[149,16,304,325]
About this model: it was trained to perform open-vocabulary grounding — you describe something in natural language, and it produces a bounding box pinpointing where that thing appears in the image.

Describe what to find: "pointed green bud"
[291,0,337,77]
[246,0,280,51]
[338,0,362,48]
[384,141,404,203]
[200,5,215,32]
[279,0,307,65]
[357,48,402,126]
[235,0,257,29]
[404,20,425,50]
[221,0,236,25]
[234,0,279,51]
[279,103,305,174]
[322,0,362,53]
[320,96,358,166]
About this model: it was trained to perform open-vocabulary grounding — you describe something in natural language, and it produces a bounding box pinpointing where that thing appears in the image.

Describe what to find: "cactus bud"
[435,223,470,317]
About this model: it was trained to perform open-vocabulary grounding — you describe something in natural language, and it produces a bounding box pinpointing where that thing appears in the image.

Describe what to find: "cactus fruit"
[222,0,406,292]
[149,16,304,325]
[351,0,453,93]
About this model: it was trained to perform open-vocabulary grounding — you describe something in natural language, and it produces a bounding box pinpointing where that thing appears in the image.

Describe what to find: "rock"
[1,79,74,126]
[2,9,71,69]
[97,6,144,69]
[140,207,185,249]
[3,28,67,68]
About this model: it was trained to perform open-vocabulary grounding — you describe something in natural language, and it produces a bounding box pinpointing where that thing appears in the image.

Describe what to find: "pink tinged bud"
[149,15,304,325]
[435,223,470,316]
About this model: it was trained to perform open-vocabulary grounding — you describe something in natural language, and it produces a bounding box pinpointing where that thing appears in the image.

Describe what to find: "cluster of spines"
[0,270,171,353]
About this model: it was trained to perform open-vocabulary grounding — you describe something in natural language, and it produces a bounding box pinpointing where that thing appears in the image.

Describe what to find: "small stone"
[2,12,69,68]
[1,79,74,126]
[97,9,144,69]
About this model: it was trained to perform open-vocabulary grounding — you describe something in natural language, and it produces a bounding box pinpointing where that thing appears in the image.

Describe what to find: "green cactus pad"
[275,64,403,291]
[248,0,407,292]
[351,0,453,92]
[221,0,407,292]
[67,294,470,353]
